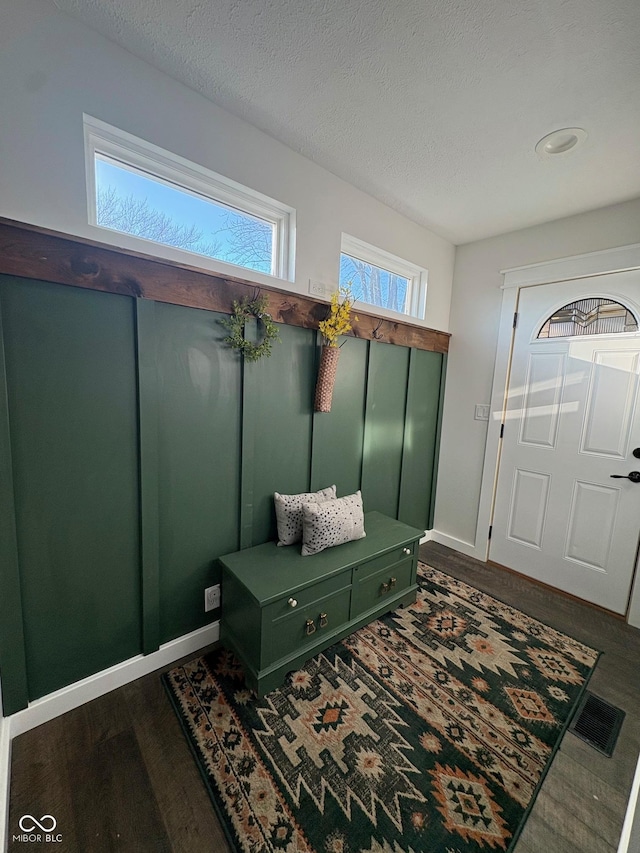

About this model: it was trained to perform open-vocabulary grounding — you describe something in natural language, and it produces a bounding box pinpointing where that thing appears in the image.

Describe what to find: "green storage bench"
[219,511,423,696]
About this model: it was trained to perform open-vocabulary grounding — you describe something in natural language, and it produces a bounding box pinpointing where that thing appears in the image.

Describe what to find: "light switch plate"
[474,404,490,421]
[309,279,330,298]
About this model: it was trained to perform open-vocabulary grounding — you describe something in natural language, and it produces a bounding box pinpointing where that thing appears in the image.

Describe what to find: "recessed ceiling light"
[535,127,587,158]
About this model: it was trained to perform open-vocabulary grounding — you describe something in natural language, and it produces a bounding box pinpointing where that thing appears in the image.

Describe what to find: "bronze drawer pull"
[380,581,390,595]
[319,612,328,628]
[288,597,298,608]
[389,576,397,588]
[305,618,316,635]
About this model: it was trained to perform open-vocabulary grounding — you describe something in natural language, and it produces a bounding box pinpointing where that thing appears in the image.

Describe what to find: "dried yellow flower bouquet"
[318,286,357,347]
[314,286,357,412]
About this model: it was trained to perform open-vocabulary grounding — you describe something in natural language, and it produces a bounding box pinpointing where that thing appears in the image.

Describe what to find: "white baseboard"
[419,530,433,544]
[0,716,10,853]
[8,620,220,740]
[618,752,640,853]
[0,620,219,852]
[428,530,483,560]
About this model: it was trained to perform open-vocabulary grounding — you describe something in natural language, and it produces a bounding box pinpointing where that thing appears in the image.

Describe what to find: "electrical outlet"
[204,584,221,612]
[309,279,329,298]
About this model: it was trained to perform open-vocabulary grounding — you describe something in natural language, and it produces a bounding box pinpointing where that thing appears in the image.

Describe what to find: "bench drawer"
[264,571,349,621]
[351,558,413,617]
[265,587,351,666]
[353,543,416,581]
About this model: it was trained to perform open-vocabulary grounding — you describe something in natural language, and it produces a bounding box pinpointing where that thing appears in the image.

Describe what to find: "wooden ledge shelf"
[0,217,450,354]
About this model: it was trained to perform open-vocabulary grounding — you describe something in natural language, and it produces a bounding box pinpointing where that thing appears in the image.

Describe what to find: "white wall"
[0,0,454,332]
[435,196,640,551]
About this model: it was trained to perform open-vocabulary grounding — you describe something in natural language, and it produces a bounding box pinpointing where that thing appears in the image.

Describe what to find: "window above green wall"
[340,234,427,321]
[83,115,296,281]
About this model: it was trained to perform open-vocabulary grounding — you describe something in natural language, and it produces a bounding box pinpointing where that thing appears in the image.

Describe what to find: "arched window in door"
[537,297,638,338]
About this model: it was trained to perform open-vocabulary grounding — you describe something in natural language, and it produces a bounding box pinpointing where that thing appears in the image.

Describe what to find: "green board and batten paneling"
[310,336,368,496]
[0,273,445,716]
[1,278,141,704]
[398,348,445,530]
[361,342,411,518]
[135,299,161,655]
[243,323,315,547]
[0,296,29,715]
[153,303,242,644]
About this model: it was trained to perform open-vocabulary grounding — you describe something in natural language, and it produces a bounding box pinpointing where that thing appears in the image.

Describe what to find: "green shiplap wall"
[0,273,445,716]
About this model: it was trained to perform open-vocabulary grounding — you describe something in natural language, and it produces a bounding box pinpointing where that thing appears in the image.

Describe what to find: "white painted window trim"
[473,244,640,588]
[340,234,428,321]
[83,115,296,282]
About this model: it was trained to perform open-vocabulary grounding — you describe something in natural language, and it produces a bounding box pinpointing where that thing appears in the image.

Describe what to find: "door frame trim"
[475,243,640,627]
[500,242,640,288]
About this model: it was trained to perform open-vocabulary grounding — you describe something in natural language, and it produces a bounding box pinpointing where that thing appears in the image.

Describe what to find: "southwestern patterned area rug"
[164,564,599,853]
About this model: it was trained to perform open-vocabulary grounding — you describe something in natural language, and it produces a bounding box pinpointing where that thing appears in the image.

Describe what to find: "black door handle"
[610,471,640,483]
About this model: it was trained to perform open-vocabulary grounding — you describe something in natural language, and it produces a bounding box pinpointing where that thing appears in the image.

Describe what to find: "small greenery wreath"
[221,294,279,362]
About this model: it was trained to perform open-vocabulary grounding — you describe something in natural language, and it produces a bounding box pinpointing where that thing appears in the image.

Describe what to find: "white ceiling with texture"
[53,0,640,244]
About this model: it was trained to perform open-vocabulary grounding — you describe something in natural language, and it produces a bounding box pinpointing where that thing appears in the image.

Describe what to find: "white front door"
[489,272,640,614]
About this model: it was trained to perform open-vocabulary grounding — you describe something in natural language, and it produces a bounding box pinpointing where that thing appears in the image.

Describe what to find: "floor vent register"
[568,691,625,757]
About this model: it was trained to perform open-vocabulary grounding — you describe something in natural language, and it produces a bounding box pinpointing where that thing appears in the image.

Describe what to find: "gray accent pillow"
[274,485,336,546]
[301,491,366,556]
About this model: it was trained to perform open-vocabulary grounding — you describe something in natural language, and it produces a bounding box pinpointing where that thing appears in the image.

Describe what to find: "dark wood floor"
[8,542,640,852]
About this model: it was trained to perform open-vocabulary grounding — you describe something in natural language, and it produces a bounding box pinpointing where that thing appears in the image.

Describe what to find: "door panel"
[490,271,640,614]
[580,350,639,457]
[507,469,550,548]
[565,481,618,569]
[519,352,565,447]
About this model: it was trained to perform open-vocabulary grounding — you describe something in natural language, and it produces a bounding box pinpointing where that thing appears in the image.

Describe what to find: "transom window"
[538,298,638,338]
[84,116,295,280]
[339,235,427,320]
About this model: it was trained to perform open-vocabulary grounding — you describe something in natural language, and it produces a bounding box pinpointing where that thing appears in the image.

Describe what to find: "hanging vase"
[314,345,340,412]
